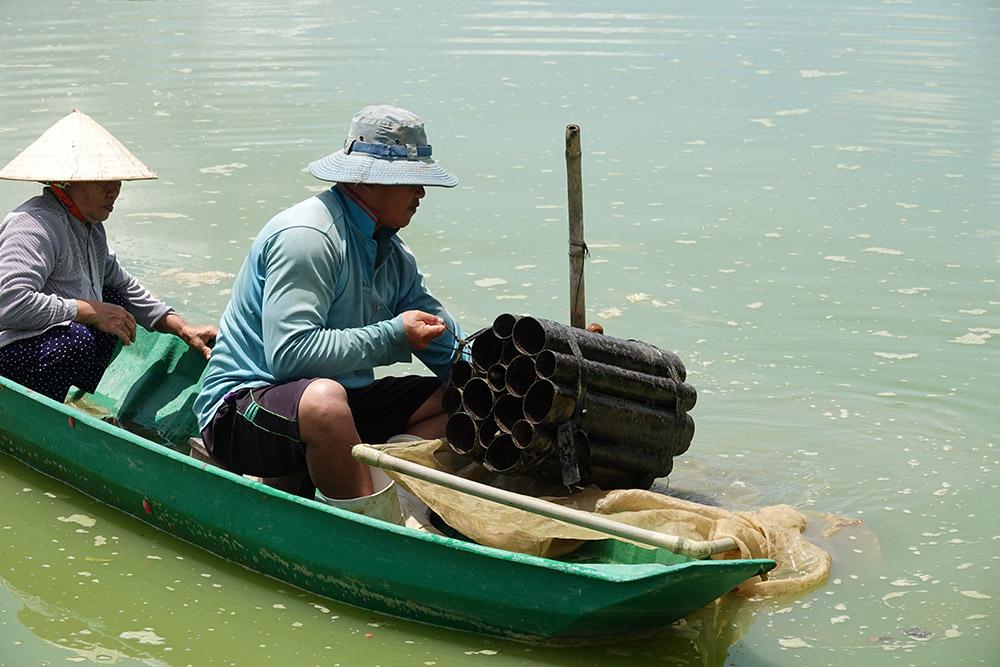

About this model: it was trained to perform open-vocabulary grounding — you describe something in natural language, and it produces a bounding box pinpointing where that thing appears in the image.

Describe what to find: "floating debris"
[162,268,234,288]
[58,514,96,528]
[960,590,991,599]
[902,626,933,641]
[198,162,247,176]
[800,69,847,78]
[474,277,508,288]
[778,637,812,648]
[874,352,919,360]
[119,629,166,645]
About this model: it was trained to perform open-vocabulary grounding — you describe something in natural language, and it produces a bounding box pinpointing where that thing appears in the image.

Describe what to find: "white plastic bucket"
[316,467,404,525]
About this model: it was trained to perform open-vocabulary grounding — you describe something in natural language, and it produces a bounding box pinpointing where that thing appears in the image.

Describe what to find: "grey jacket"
[0,188,172,349]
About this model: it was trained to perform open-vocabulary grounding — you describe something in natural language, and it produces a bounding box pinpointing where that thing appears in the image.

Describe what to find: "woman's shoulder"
[4,192,65,227]
[1,193,69,245]
[11,189,62,214]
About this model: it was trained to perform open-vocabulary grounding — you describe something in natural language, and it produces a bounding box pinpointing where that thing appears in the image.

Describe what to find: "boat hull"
[0,334,773,643]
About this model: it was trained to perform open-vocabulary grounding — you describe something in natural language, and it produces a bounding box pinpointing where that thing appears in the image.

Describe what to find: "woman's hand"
[76,299,137,345]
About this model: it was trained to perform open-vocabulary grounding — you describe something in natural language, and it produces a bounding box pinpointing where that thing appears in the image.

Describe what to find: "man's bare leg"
[297,379,374,499]
[404,385,447,439]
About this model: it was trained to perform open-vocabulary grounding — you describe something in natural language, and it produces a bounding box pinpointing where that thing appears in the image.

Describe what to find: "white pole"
[353,444,737,560]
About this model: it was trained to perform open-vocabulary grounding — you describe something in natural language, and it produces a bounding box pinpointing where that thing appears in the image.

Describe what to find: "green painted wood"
[0,330,774,643]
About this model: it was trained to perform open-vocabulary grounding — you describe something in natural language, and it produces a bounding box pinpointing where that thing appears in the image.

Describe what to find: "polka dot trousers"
[0,288,126,402]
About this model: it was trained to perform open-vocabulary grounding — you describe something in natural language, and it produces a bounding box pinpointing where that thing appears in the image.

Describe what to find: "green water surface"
[1,0,997,665]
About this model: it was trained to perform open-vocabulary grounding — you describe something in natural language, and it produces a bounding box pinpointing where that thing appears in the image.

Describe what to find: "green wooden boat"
[0,330,775,644]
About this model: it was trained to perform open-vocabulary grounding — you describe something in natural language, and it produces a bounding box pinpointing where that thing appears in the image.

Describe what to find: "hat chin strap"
[344,139,432,160]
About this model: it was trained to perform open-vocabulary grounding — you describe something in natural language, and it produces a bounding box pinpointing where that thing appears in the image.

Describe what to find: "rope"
[444,323,489,364]
[555,333,587,487]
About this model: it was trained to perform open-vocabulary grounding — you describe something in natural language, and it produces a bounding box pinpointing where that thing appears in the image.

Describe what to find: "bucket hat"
[0,109,157,182]
[308,105,457,188]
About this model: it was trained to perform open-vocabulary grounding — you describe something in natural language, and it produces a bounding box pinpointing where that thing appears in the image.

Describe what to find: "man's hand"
[76,299,137,346]
[179,323,218,359]
[403,310,446,350]
[155,313,218,359]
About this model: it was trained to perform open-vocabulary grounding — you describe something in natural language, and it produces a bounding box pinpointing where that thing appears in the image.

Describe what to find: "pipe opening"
[483,434,521,472]
[462,377,495,420]
[471,331,504,371]
[442,385,463,415]
[511,419,536,450]
[445,412,477,454]
[505,355,537,397]
[501,340,519,364]
[492,313,518,339]
[477,417,499,448]
[534,349,558,379]
[449,359,473,387]
[511,316,546,356]
[523,379,556,424]
[494,394,525,433]
[486,363,507,392]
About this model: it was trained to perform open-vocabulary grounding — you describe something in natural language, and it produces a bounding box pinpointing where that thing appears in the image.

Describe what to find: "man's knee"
[299,379,352,430]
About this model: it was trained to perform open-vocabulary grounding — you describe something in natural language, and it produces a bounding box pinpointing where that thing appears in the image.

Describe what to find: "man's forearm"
[154,311,186,336]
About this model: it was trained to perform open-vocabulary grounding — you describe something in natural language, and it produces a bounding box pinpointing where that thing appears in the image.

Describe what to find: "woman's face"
[63,181,122,223]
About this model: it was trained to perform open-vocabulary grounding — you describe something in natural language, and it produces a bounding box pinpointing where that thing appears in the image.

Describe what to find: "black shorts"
[201,375,443,477]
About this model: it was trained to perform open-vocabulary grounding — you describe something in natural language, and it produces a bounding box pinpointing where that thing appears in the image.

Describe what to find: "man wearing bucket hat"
[0,110,217,403]
[194,105,462,501]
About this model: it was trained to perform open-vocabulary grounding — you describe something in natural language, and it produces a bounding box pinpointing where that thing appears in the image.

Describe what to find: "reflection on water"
[0,0,997,664]
[0,454,771,667]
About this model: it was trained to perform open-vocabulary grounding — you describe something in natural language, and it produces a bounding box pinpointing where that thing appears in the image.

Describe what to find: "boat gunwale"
[0,375,776,586]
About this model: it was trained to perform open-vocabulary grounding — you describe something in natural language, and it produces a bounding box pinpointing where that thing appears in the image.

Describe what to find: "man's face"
[362,184,426,230]
[64,181,123,223]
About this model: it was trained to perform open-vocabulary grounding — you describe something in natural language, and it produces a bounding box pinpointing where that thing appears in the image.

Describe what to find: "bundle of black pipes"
[443,314,697,489]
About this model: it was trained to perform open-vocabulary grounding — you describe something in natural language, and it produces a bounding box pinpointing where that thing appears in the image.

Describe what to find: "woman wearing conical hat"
[0,110,216,402]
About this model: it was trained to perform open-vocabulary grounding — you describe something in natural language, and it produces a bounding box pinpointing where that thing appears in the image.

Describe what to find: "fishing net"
[381,439,832,597]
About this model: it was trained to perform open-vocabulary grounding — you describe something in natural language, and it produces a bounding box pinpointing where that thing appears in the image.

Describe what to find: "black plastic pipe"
[449,359,474,387]
[535,349,697,412]
[511,316,687,381]
[523,379,692,454]
[486,363,507,392]
[476,417,500,450]
[446,412,478,455]
[462,377,496,420]
[471,331,504,371]
[588,439,670,476]
[492,313,519,339]
[494,394,525,433]
[442,385,464,415]
[510,419,556,454]
[505,355,537,397]
[587,464,655,491]
[483,434,522,473]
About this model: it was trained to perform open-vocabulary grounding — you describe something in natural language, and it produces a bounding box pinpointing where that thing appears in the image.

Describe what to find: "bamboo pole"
[565,124,586,329]
[353,444,738,559]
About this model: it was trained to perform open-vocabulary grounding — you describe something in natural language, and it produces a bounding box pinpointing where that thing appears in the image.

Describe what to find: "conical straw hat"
[0,109,157,182]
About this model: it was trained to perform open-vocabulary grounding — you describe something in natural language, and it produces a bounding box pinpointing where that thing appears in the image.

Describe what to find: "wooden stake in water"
[565,124,586,329]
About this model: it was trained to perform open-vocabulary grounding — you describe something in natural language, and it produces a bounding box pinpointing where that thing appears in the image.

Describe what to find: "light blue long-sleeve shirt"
[194,186,462,431]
